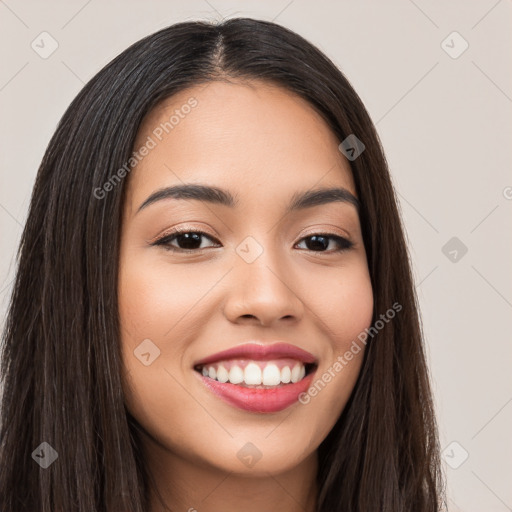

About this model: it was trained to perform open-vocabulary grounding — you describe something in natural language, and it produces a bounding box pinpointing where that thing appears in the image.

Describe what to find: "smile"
[193,342,318,413]
[195,359,310,386]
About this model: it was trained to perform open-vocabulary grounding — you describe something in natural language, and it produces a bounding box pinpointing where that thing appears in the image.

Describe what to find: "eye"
[152,230,354,253]
[295,233,354,253]
[152,230,220,252]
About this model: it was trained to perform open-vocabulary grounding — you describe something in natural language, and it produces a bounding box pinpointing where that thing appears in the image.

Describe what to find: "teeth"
[244,363,262,385]
[262,363,281,386]
[199,360,309,386]
[228,365,244,384]
[281,366,291,383]
[291,364,301,383]
[216,365,229,383]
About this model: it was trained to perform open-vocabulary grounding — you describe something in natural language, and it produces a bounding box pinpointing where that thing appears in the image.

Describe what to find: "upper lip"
[193,342,318,367]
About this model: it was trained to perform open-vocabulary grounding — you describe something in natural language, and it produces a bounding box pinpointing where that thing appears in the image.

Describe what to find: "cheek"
[117,251,222,425]
[332,264,374,365]
[332,273,374,348]
[306,257,374,349]
[299,260,373,419]
[118,249,224,361]
[118,260,198,338]
[118,258,216,460]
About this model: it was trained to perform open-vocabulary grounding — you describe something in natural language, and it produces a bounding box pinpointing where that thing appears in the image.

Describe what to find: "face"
[118,79,374,479]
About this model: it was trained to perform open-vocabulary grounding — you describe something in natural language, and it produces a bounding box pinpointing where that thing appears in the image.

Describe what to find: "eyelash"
[151,228,354,254]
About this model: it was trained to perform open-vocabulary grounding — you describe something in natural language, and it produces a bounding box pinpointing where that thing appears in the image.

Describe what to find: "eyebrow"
[136,183,359,214]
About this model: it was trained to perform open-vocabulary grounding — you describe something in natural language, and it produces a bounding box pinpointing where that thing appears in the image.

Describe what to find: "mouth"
[193,359,317,388]
[192,342,318,413]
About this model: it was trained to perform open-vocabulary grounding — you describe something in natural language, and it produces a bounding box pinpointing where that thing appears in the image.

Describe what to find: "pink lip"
[193,342,317,367]
[193,342,318,413]
[194,369,317,413]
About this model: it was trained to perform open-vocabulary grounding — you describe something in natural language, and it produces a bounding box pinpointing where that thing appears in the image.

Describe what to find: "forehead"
[125,79,356,214]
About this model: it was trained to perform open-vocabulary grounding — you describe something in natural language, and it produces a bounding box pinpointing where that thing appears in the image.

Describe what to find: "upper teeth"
[200,360,307,386]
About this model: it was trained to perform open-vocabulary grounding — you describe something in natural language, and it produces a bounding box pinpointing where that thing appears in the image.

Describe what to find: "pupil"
[178,233,201,249]
[308,235,327,251]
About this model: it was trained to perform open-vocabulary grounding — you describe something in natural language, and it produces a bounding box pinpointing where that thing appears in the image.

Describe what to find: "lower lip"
[195,370,316,413]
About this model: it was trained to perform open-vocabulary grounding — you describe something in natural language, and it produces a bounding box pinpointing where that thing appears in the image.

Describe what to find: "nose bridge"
[223,233,304,325]
[235,232,289,286]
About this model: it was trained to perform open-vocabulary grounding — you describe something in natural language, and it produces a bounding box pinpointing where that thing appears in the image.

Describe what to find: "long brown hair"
[0,17,445,511]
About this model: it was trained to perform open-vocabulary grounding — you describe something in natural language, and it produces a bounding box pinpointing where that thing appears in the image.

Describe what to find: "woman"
[0,17,445,512]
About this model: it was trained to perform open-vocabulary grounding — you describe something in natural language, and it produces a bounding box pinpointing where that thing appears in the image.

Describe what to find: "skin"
[118,79,374,512]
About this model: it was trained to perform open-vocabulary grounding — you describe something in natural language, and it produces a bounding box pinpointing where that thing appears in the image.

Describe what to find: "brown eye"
[152,230,354,254]
[153,231,221,252]
[296,234,354,252]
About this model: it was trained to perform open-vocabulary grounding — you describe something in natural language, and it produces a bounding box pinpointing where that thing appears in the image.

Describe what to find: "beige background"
[1,1,511,510]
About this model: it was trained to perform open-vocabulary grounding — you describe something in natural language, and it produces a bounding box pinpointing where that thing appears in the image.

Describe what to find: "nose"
[222,253,305,328]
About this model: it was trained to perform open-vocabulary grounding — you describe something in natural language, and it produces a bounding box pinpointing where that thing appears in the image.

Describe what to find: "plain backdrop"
[1,1,511,510]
